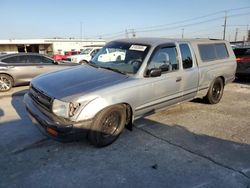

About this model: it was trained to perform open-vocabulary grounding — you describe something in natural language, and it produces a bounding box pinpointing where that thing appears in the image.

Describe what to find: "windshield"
[81,48,93,55]
[90,42,150,74]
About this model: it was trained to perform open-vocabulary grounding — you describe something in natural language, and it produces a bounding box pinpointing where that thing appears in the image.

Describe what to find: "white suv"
[67,47,102,64]
[97,48,126,62]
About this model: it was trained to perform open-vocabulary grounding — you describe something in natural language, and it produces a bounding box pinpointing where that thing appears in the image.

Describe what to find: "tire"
[88,105,126,147]
[0,74,14,92]
[205,77,224,104]
[79,60,88,64]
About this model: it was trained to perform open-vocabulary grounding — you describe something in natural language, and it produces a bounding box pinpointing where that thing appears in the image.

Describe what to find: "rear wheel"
[205,77,224,104]
[88,105,126,147]
[0,74,13,92]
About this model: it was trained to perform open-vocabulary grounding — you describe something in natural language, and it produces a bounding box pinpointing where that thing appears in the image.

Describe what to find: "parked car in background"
[233,47,250,79]
[0,53,78,92]
[52,51,81,61]
[24,38,236,147]
[97,48,126,62]
[66,46,102,64]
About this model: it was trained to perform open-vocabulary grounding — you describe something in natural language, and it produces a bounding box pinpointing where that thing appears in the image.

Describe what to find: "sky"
[0,0,250,41]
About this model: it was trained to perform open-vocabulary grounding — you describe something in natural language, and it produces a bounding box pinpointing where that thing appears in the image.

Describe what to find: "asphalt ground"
[0,81,250,188]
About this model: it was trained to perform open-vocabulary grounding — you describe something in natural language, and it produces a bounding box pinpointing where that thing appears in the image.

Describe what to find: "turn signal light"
[47,127,58,136]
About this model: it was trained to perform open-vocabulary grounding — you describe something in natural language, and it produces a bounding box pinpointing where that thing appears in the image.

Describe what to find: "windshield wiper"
[100,66,127,75]
[86,61,126,75]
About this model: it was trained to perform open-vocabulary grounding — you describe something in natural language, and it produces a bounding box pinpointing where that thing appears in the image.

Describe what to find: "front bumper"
[23,93,92,141]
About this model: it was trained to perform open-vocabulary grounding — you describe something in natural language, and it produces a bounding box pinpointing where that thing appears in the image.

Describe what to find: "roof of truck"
[113,37,226,47]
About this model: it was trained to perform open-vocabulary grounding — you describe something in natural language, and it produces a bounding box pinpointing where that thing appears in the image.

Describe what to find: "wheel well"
[207,76,225,94]
[122,103,133,131]
[93,103,133,131]
[0,73,15,85]
[219,76,225,85]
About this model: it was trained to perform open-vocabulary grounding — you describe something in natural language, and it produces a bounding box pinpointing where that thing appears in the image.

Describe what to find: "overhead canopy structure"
[0,38,106,55]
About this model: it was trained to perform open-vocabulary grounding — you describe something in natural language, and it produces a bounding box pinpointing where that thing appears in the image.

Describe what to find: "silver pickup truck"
[24,38,236,147]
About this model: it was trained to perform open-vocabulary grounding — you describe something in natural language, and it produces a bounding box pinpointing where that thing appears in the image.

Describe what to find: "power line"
[93,7,250,39]
[135,12,250,34]
[133,6,250,30]
[106,33,125,40]
[226,24,250,27]
[136,16,225,33]
[90,30,124,38]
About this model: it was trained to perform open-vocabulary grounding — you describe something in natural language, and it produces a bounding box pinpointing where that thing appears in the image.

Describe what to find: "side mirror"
[149,68,162,77]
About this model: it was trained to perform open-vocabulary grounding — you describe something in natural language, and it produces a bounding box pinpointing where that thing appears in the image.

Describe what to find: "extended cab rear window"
[198,43,229,62]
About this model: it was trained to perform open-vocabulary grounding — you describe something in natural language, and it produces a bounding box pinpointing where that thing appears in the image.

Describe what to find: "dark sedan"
[233,47,250,79]
[0,53,78,92]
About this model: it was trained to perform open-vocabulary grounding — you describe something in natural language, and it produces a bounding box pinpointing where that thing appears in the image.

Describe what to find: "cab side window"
[148,46,178,73]
[179,44,193,69]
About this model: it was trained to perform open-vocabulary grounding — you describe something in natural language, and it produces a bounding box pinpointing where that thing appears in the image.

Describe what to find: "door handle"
[176,76,182,82]
[37,66,44,68]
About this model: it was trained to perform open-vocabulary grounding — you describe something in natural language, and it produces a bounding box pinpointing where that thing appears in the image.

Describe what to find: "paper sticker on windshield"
[129,45,147,51]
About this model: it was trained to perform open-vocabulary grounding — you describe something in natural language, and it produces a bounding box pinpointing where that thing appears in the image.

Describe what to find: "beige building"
[0,38,106,55]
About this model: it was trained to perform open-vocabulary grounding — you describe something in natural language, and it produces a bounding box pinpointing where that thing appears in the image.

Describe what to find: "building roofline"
[0,38,105,45]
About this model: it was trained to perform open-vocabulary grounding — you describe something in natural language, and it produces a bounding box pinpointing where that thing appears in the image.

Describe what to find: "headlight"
[52,99,80,118]
[52,99,69,118]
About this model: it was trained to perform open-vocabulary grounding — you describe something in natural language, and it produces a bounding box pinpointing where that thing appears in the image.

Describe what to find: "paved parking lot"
[0,82,250,188]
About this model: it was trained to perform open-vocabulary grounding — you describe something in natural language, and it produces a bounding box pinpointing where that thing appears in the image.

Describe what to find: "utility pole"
[181,28,184,39]
[80,22,83,45]
[247,24,249,42]
[131,29,136,38]
[125,29,129,38]
[80,22,83,40]
[222,11,227,40]
[234,28,239,42]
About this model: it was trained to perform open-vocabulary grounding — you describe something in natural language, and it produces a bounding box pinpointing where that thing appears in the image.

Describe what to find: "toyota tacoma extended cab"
[24,38,236,147]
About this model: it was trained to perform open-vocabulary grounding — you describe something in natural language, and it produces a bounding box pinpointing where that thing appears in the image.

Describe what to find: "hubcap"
[212,82,222,100]
[101,112,121,138]
[0,76,11,91]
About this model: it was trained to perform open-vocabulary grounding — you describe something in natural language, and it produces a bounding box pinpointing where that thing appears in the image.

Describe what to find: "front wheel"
[0,74,13,92]
[88,105,126,147]
[205,77,224,104]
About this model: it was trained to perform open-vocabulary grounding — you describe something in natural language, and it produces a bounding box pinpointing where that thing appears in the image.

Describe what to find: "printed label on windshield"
[129,45,147,51]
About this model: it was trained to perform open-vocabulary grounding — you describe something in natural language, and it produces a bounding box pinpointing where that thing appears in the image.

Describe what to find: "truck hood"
[31,65,129,101]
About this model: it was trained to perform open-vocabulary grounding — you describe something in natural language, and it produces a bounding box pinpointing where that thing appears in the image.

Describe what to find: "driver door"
[134,45,183,117]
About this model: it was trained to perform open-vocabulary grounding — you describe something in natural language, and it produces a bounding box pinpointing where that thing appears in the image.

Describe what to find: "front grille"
[30,85,53,111]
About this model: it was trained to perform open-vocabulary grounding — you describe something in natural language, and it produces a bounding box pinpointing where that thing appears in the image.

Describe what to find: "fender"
[76,97,110,121]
